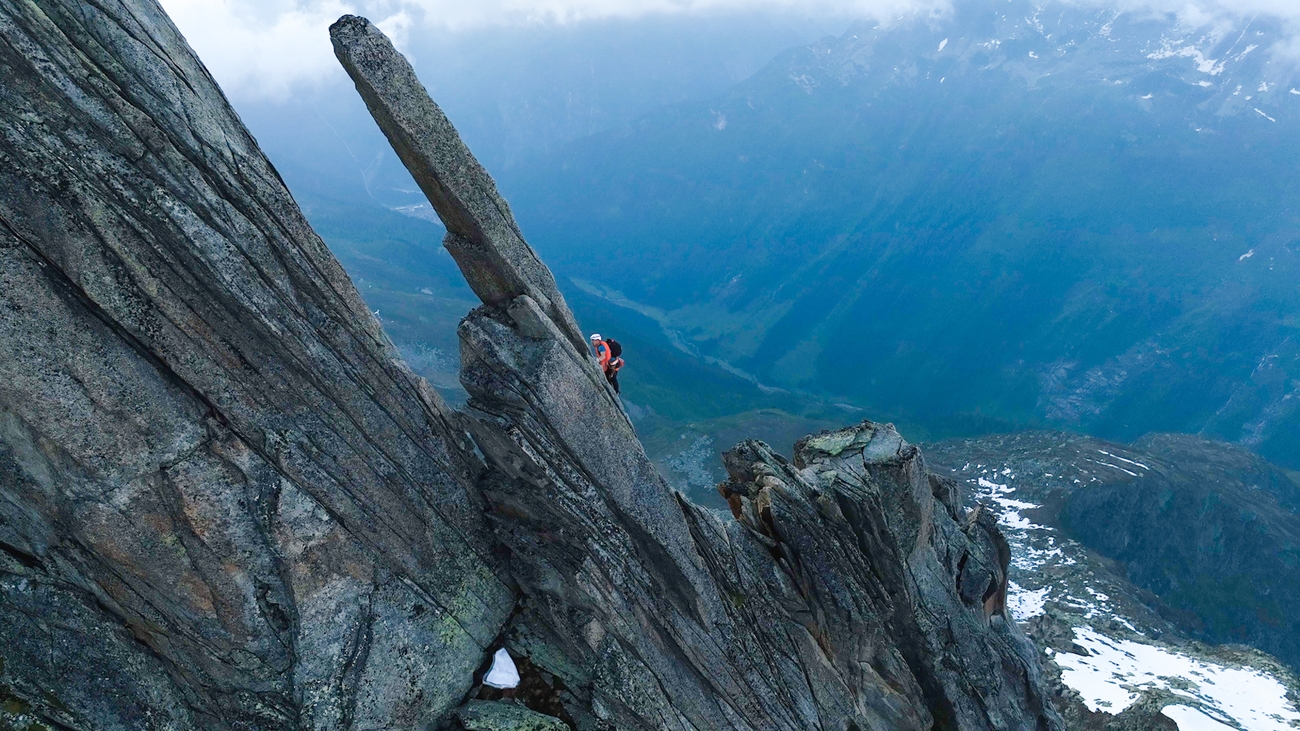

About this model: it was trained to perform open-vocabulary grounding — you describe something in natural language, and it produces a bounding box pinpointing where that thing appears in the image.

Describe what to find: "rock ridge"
[334,15,1062,731]
[0,3,1061,729]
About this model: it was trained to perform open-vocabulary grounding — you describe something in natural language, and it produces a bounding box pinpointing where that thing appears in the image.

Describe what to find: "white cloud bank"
[160,0,949,98]
[159,0,1300,99]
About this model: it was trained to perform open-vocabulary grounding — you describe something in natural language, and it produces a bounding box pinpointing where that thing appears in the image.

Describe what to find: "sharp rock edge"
[0,2,1061,729]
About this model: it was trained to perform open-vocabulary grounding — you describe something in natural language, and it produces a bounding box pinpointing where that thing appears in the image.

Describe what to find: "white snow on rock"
[1163,705,1236,731]
[1007,581,1050,620]
[1255,108,1277,123]
[939,38,948,52]
[1090,458,1139,477]
[1055,627,1300,730]
[1240,249,1256,261]
[976,477,1046,530]
[1147,42,1224,75]
[484,647,520,689]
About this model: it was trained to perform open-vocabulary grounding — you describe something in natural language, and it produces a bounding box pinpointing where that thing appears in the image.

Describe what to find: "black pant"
[605,370,620,394]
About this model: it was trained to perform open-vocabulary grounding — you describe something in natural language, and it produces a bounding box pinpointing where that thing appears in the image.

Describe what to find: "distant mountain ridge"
[924,430,1300,729]
[501,0,1300,468]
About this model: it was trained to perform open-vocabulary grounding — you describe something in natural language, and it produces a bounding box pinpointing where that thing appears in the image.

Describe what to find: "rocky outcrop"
[0,2,1061,728]
[334,14,1061,730]
[328,15,587,358]
[0,1,510,727]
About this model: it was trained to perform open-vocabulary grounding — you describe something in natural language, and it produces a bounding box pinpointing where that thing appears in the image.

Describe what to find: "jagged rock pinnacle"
[0,2,1066,728]
[329,14,588,356]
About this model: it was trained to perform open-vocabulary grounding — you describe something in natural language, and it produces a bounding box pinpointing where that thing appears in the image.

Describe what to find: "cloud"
[400,0,946,27]
[159,0,944,99]
[160,0,1300,100]
[159,0,426,99]
[159,0,353,98]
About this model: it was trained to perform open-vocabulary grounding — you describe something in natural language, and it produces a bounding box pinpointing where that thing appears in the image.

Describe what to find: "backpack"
[606,339,622,358]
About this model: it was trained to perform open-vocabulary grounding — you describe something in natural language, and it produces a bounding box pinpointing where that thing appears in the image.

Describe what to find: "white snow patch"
[999,510,1040,530]
[1012,544,1068,571]
[1291,88,1300,95]
[1259,82,1272,92]
[1162,705,1235,731]
[938,38,948,52]
[1055,627,1300,729]
[1008,582,1050,620]
[1098,450,1149,470]
[1114,616,1142,635]
[484,648,520,689]
[975,477,1045,530]
[1240,249,1256,261]
[789,74,818,94]
[1141,93,1154,99]
[1147,43,1224,75]
[1197,80,1214,88]
[1255,108,1276,123]
[1236,44,1259,61]
[1089,459,1139,477]
[1028,51,1038,58]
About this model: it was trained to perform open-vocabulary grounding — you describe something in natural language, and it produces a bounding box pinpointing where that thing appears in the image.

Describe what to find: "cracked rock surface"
[336,14,1062,731]
[1,3,1061,729]
[0,1,511,727]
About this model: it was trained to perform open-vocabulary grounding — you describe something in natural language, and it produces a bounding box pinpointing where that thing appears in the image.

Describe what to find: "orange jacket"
[594,340,612,369]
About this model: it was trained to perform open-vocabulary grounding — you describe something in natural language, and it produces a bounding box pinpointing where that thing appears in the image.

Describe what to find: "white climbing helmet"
[590,333,601,341]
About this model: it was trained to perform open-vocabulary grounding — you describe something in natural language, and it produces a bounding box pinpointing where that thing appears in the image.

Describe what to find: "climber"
[589,333,625,394]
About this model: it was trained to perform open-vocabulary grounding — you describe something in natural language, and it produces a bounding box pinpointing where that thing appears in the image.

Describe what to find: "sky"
[157,0,1300,99]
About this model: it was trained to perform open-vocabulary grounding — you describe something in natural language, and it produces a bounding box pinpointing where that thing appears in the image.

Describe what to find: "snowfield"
[1054,627,1300,730]
[953,452,1300,731]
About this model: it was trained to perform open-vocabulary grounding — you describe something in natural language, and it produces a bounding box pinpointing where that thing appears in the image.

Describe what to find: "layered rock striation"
[0,3,1060,728]
[0,1,510,727]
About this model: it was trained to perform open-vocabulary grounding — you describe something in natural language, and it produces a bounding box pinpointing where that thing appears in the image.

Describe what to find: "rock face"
[328,15,588,358]
[0,1,511,727]
[0,3,1060,729]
